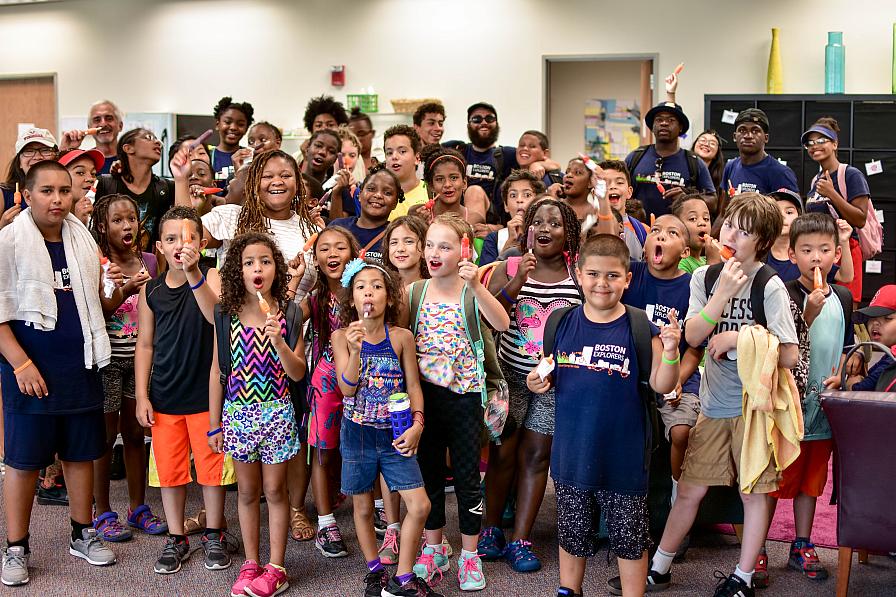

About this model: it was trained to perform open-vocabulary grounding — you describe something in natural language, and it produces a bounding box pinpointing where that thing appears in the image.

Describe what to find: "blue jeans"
[340,418,424,495]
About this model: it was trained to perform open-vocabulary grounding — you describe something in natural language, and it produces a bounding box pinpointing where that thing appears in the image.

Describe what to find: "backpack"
[811,164,883,259]
[408,280,509,440]
[454,142,507,224]
[213,301,306,401]
[627,145,701,189]
[703,263,778,328]
[542,304,659,469]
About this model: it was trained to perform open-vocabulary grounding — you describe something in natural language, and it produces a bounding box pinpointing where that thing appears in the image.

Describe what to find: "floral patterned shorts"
[223,400,300,465]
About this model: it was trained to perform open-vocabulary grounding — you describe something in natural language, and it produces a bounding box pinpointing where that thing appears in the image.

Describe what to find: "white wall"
[1,0,894,159]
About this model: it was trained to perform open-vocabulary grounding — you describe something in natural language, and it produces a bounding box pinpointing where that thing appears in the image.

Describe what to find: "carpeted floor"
[1,474,894,596]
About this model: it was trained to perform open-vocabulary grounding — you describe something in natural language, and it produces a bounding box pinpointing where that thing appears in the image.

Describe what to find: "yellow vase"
[767,28,783,94]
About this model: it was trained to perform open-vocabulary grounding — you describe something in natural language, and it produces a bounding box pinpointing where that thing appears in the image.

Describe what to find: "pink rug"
[767,457,837,548]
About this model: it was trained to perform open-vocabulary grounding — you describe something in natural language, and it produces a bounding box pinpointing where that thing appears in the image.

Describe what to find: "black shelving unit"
[705,94,896,303]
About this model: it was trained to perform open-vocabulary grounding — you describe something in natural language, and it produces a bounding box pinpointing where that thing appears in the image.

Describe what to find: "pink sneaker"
[230,560,264,597]
[244,563,289,597]
[378,527,400,565]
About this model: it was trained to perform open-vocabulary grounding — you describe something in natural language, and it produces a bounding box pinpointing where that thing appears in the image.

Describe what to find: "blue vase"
[825,31,845,94]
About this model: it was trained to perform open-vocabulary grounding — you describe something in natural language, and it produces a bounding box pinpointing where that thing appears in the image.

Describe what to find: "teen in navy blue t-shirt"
[625,146,715,218]
[722,155,799,196]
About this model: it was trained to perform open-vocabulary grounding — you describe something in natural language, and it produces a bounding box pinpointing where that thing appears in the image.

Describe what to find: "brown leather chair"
[820,389,896,597]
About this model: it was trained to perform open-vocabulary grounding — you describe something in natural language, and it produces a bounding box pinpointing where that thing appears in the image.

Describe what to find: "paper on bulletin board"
[584,99,641,161]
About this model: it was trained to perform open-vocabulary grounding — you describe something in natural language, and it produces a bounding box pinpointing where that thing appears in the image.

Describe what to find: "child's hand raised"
[659,308,681,353]
[345,321,366,354]
[105,261,126,289]
[836,218,851,245]
[458,259,479,287]
[513,252,537,283]
[263,312,286,348]
[121,270,152,297]
[715,259,748,299]
[169,145,192,180]
[179,243,201,272]
[816,170,837,199]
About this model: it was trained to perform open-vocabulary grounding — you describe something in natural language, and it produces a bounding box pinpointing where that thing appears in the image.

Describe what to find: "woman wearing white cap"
[0,128,60,229]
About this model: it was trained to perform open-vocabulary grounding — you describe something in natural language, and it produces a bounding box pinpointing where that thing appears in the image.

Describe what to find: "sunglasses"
[803,138,832,148]
[469,115,497,125]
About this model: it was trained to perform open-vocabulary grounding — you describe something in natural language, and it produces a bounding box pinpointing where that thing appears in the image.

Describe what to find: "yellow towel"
[737,325,804,493]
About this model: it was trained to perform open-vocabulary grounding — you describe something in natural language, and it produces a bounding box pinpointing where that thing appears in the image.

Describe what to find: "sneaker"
[476,526,506,561]
[712,572,754,597]
[788,541,828,580]
[69,527,116,566]
[383,574,444,596]
[374,506,388,537]
[315,523,348,558]
[753,548,769,588]
[608,568,671,595]
[379,527,400,565]
[457,552,486,591]
[414,545,450,583]
[202,531,233,570]
[154,535,190,574]
[35,482,68,506]
[1,547,29,586]
[127,504,168,535]
[93,511,133,542]
[245,563,289,597]
[231,560,264,597]
[363,568,389,597]
[504,539,541,572]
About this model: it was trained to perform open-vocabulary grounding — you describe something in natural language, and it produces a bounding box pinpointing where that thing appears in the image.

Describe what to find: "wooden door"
[0,75,57,173]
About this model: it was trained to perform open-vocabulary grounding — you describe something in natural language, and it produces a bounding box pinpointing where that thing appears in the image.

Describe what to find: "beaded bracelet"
[341,373,358,387]
[190,275,206,291]
[206,427,222,437]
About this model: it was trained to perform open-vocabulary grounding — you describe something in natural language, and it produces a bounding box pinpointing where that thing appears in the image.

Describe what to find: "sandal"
[183,508,206,536]
[126,504,168,535]
[290,507,314,541]
[94,511,133,542]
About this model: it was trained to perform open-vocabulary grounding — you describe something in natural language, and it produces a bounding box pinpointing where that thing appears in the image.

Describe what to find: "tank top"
[345,325,405,429]
[225,315,290,406]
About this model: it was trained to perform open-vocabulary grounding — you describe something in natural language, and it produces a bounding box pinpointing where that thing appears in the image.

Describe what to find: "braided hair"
[236,150,317,239]
[519,196,581,265]
[308,226,359,366]
[218,232,289,317]
[90,193,143,258]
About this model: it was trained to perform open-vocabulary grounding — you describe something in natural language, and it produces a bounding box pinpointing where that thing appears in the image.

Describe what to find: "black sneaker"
[200,531,232,570]
[382,574,444,596]
[363,568,388,597]
[608,568,671,595]
[35,481,68,506]
[153,536,190,574]
[712,572,754,597]
[374,506,387,537]
[557,588,582,597]
[315,524,348,558]
[109,444,125,480]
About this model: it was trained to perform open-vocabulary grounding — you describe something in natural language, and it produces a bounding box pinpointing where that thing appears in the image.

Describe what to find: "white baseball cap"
[15,128,58,154]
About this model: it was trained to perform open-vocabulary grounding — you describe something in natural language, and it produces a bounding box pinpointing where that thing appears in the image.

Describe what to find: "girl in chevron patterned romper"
[208,232,306,597]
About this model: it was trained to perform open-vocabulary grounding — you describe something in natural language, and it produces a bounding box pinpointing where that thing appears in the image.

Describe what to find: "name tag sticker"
[865,159,883,176]
[721,110,739,125]
[866,260,882,274]
[875,209,884,223]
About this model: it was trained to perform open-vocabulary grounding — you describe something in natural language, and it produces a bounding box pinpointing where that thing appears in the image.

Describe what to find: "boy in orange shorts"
[135,206,233,575]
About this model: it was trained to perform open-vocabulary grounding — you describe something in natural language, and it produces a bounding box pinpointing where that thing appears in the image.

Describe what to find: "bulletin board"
[584,99,641,161]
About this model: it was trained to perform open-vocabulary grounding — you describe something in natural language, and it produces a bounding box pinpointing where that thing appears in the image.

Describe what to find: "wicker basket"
[390,98,442,114]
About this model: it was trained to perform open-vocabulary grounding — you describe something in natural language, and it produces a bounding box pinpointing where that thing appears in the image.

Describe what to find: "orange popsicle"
[181,219,192,245]
[303,232,319,252]
[461,234,471,261]
[713,239,734,260]
[256,290,271,315]
[813,266,823,290]
[674,62,685,75]
[84,127,103,135]
[656,182,666,195]
[13,182,21,206]
[199,187,223,195]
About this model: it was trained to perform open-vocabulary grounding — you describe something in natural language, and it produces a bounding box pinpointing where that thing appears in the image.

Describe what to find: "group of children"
[0,95,892,597]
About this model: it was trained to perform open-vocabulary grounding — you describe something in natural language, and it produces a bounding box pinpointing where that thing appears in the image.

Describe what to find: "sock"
[204,527,222,538]
[460,548,477,560]
[367,558,383,573]
[318,513,336,531]
[651,547,675,574]
[387,522,401,531]
[670,477,678,505]
[426,542,443,553]
[169,533,187,544]
[374,499,385,509]
[794,536,810,547]
[7,534,30,555]
[71,519,90,542]
[734,565,753,586]
[396,571,415,585]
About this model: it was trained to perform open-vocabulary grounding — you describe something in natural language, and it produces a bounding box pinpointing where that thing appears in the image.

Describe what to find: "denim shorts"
[339,418,424,495]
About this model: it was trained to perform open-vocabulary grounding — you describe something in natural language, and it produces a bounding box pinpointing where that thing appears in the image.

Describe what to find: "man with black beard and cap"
[625,102,716,218]
[721,108,799,200]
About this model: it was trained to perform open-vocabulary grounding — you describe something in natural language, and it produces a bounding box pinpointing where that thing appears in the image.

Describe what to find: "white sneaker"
[70,528,116,566]
[1,547,29,586]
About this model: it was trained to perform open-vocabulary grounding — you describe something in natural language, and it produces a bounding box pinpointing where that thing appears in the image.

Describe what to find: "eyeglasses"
[803,138,832,148]
[20,147,57,158]
[697,137,719,147]
[469,115,497,125]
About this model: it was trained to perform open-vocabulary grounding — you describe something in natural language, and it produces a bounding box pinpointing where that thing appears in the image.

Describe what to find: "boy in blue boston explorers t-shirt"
[527,234,681,597]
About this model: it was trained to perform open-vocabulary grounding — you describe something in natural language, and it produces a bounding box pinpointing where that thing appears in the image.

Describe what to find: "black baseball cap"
[734,108,770,132]
[768,188,803,213]
[467,102,497,118]
[645,102,690,135]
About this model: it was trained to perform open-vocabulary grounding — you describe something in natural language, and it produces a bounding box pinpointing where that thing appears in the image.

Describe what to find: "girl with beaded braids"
[479,197,582,573]
[209,96,255,185]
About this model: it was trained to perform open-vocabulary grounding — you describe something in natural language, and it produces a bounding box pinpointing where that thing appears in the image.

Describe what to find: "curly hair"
[249,121,283,144]
[308,226,359,364]
[383,124,422,155]
[348,107,372,129]
[382,215,430,281]
[360,164,406,206]
[519,196,581,263]
[213,96,255,125]
[500,169,545,205]
[236,150,317,239]
[412,102,445,126]
[90,193,143,258]
[303,95,349,132]
[423,147,466,187]
[218,232,289,317]
[337,262,402,328]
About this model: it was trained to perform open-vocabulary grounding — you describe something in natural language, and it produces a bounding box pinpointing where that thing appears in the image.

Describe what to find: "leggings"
[417,381,483,536]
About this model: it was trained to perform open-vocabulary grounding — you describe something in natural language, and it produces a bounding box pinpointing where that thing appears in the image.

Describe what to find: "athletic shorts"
[770,439,833,499]
[658,392,700,439]
[148,411,235,488]
[2,409,105,471]
[504,368,555,437]
[223,400,300,465]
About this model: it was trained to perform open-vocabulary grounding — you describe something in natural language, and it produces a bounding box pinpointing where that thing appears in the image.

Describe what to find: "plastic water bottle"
[388,393,412,446]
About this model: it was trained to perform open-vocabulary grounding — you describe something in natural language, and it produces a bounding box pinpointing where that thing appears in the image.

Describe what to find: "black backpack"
[213,301,306,399]
[703,263,778,328]
[628,145,701,189]
[542,304,659,469]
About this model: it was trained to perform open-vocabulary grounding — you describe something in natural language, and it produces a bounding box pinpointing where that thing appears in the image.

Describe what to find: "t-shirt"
[766,254,838,283]
[210,146,236,188]
[202,204,316,266]
[805,165,871,240]
[1,186,15,212]
[687,264,798,418]
[678,255,706,274]
[721,155,799,196]
[98,155,115,175]
[853,359,896,391]
[0,241,103,415]
[95,174,175,249]
[795,283,851,440]
[550,307,658,494]
[625,146,715,218]
[145,267,214,414]
[328,216,387,264]
[444,142,519,201]
[623,262,700,394]
[389,180,428,221]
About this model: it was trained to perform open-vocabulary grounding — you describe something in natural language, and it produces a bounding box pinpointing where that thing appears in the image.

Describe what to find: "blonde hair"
[430,212,473,243]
